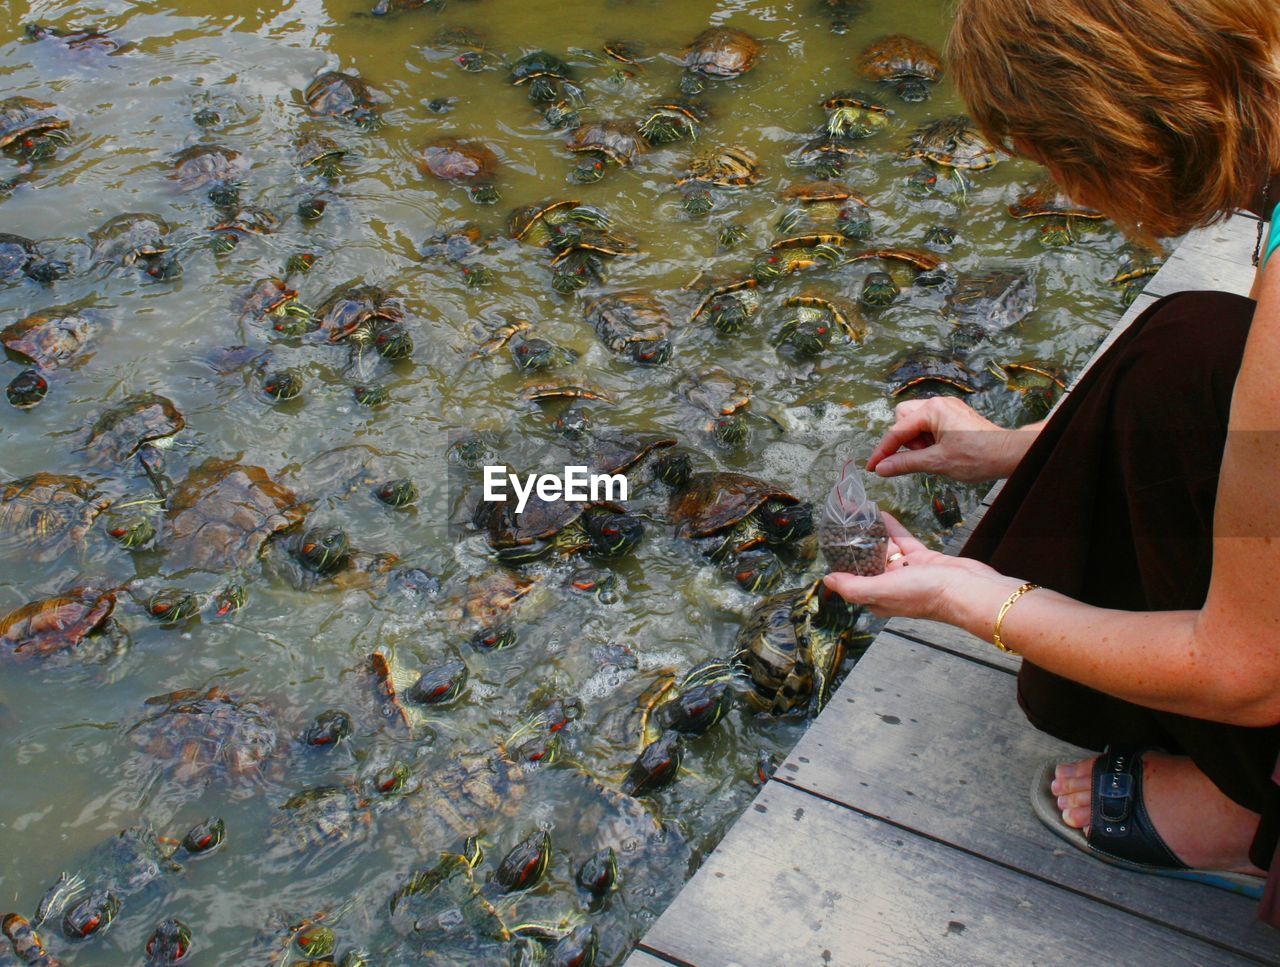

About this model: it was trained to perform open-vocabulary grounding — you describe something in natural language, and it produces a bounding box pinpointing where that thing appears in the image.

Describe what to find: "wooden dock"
[627,215,1280,966]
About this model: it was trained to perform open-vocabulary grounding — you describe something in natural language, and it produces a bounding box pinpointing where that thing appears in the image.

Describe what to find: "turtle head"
[180,817,226,856]
[146,917,192,965]
[893,77,932,103]
[729,548,783,595]
[567,566,618,603]
[7,369,48,409]
[373,322,414,360]
[759,499,814,543]
[147,588,201,624]
[681,185,714,216]
[860,271,898,307]
[470,622,517,651]
[467,184,500,205]
[297,527,349,574]
[302,709,352,748]
[585,511,644,558]
[369,761,411,798]
[654,447,695,489]
[145,253,183,281]
[62,890,121,940]
[707,294,750,334]
[629,337,671,366]
[836,205,872,240]
[106,511,155,549]
[710,413,748,450]
[571,157,607,184]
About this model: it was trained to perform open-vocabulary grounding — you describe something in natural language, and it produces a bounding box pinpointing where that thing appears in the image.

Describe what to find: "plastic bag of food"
[818,459,889,575]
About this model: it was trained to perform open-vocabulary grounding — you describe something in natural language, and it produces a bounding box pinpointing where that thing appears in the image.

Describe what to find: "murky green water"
[0,0,1139,963]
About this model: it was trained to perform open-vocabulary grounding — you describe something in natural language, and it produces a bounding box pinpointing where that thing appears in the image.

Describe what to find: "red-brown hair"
[948,0,1280,244]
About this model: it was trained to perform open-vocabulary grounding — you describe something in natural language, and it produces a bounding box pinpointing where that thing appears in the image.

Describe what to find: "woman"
[824,0,1280,919]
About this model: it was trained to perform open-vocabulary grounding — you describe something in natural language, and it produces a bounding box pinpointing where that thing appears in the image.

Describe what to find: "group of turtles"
[0,8,1169,966]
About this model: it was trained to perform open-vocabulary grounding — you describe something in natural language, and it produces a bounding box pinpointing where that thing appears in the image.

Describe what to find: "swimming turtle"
[437,571,539,653]
[506,200,610,247]
[668,471,813,590]
[144,918,193,966]
[427,26,499,73]
[583,292,672,365]
[89,214,180,279]
[903,116,1000,192]
[170,144,246,209]
[944,267,1037,333]
[988,359,1069,420]
[772,295,865,355]
[263,525,399,593]
[565,121,643,183]
[1008,178,1106,245]
[24,23,123,54]
[676,367,754,449]
[682,28,762,81]
[483,488,644,565]
[208,205,281,253]
[887,350,979,398]
[0,588,122,661]
[1109,252,1164,306]
[509,51,576,103]
[690,278,761,334]
[751,233,850,282]
[81,393,185,473]
[275,764,412,851]
[2,307,105,372]
[734,580,862,715]
[0,96,72,162]
[788,129,868,180]
[821,90,893,138]
[304,71,383,129]
[0,473,112,562]
[417,138,501,203]
[844,246,947,305]
[637,98,707,145]
[857,34,943,102]
[0,234,68,283]
[161,458,306,575]
[508,329,579,373]
[676,145,761,214]
[293,133,347,179]
[313,281,408,344]
[777,181,871,238]
[239,277,312,334]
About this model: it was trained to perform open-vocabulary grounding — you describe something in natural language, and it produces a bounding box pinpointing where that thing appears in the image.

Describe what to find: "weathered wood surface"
[885,616,1020,673]
[631,782,1262,967]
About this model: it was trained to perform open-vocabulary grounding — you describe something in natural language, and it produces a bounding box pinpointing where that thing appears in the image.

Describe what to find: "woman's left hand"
[823,512,1004,622]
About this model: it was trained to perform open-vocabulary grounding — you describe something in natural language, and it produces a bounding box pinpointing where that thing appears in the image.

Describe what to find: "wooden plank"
[626,950,686,967]
[638,782,1260,967]
[780,634,1278,962]
[884,620,1021,673]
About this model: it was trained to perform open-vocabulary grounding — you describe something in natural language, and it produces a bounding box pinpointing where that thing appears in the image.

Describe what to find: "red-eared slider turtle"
[887,350,979,398]
[0,234,68,283]
[0,96,72,162]
[751,233,850,282]
[682,28,762,80]
[509,51,576,102]
[293,133,347,179]
[303,71,383,129]
[903,116,1000,193]
[208,205,281,254]
[944,267,1036,334]
[2,307,104,371]
[507,199,609,246]
[690,278,761,334]
[426,26,499,73]
[275,764,412,850]
[772,295,865,355]
[313,281,407,344]
[81,393,185,488]
[1110,252,1164,306]
[845,246,947,305]
[89,214,180,279]
[417,138,501,203]
[669,471,813,591]
[484,491,644,566]
[0,473,111,562]
[264,525,398,593]
[676,145,761,214]
[676,368,754,449]
[988,359,1069,420]
[637,98,707,145]
[777,181,871,237]
[437,571,539,652]
[566,121,643,183]
[857,34,942,102]
[822,90,893,138]
[583,292,672,365]
[734,580,861,715]
[170,144,246,209]
[24,22,123,54]
[144,917,192,966]
[0,588,119,660]
[162,458,306,574]
[788,129,868,180]
[1008,178,1106,246]
[239,277,312,332]
[128,685,281,783]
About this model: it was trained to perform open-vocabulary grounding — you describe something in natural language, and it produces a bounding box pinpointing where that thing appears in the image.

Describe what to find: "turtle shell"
[83,393,185,466]
[944,269,1037,330]
[293,133,345,170]
[240,278,299,318]
[677,368,752,417]
[678,145,761,187]
[0,473,111,561]
[444,571,536,629]
[210,205,281,236]
[506,199,580,241]
[509,51,572,84]
[417,138,499,184]
[0,96,70,149]
[821,90,893,115]
[846,246,943,271]
[0,234,39,279]
[783,295,863,339]
[313,282,406,342]
[858,35,943,82]
[583,292,672,356]
[1,308,102,370]
[0,588,116,658]
[587,432,677,477]
[1008,179,1105,220]
[520,383,614,404]
[887,351,978,396]
[304,71,378,120]
[162,458,306,574]
[669,471,800,539]
[906,116,999,171]
[683,28,762,78]
[171,145,245,192]
[566,121,643,167]
[780,180,864,205]
[486,494,585,548]
[130,686,279,781]
[89,213,171,266]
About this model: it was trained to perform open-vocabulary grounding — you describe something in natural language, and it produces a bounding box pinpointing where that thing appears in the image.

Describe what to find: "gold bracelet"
[993,582,1040,654]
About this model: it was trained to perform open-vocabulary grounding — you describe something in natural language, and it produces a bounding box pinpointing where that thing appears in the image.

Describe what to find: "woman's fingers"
[866,406,937,472]
[880,511,929,555]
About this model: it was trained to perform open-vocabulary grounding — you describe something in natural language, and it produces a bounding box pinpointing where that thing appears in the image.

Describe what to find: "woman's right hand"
[866,397,1042,483]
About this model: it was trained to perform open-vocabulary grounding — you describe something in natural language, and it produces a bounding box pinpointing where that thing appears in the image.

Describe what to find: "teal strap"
[1262,200,1280,270]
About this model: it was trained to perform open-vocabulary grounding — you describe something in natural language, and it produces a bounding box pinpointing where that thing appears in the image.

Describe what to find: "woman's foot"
[1051,751,1265,875]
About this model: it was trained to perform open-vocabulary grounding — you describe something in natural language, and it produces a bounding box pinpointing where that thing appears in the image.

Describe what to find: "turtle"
[24,22,124,54]
[6,368,48,408]
[0,234,69,283]
[81,393,185,491]
[988,359,1069,420]
[734,580,863,715]
[637,98,707,145]
[903,116,1000,193]
[416,138,501,203]
[944,267,1037,333]
[675,145,761,214]
[1110,252,1164,306]
[818,0,869,33]
[372,0,439,14]
[857,34,943,102]
[519,383,615,406]
[509,329,578,372]
[689,278,761,334]
[312,281,408,344]
[565,121,643,183]
[506,200,609,247]
[483,491,644,566]
[682,28,762,81]
[127,685,281,784]
[0,96,72,162]
[509,51,576,103]
[583,292,672,365]
[170,144,246,209]
[293,133,347,179]
[437,571,539,653]
[144,918,193,966]
[547,232,635,293]
[427,26,500,73]
[787,129,868,180]
[777,181,872,238]
[887,350,979,398]
[263,525,399,593]
[239,277,312,333]
[303,71,383,129]
[843,246,948,305]
[668,471,814,590]
[0,473,112,562]
[1,307,105,372]
[750,233,850,283]
[772,295,865,356]
[0,588,123,661]
[208,205,281,254]
[1008,178,1106,246]
[821,90,894,138]
[676,368,754,449]
[88,213,181,279]
[275,764,413,851]
[161,458,306,575]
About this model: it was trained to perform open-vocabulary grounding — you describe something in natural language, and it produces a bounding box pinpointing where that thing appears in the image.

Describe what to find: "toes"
[1056,789,1091,811]
[1050,767,1093,797]
[1061,804,1090,829]
[1053,757,1095,783]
